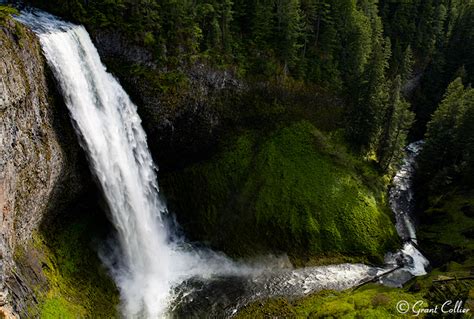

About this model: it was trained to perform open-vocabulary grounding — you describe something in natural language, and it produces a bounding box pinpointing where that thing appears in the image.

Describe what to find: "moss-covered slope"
[14,196,119,318]
[235,189,474,318]
[418,191,474,268]
[161,121,399,263]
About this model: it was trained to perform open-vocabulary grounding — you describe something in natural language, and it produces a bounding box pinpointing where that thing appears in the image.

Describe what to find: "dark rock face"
[134,63,241,171]
[94,29,156,67]
[91,29,242,170]
[0,19,88,316]
[0,20,240,316]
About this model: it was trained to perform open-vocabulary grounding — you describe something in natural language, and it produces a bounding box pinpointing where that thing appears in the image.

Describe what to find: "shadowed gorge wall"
[0,15,115,317]
[1,0,473,316]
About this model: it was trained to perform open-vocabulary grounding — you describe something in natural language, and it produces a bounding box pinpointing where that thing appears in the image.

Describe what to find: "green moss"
[235,284,427,318]
[0,5,18,23]
[40,297,80,319]
[15,204,120,318]
[161,121,398,262]
[418,191,474,267]
[39,216,119,318]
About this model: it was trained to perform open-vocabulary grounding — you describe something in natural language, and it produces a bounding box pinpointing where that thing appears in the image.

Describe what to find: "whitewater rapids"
[17,10,429,318]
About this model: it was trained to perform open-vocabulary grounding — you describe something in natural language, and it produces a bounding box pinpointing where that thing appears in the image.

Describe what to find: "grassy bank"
[161,121,399,263]
[236,284,427,318]
[234,190,474,318]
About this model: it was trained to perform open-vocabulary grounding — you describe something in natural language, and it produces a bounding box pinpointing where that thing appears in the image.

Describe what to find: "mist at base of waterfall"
[15,10,265,317]
[16,10,429,318]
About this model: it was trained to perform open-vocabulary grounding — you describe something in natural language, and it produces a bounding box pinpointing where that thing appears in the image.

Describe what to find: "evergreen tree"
[377,75,415,171]
[299,0,341,87]
[419,77,470,189]
[274,0,304,75]
[445,3,474,87]
[346,36,391,152]
[159,0,201,59]
[195,0,233,54]
[399,45,414,84]
[252,0,274,49]
[455,88,474,183]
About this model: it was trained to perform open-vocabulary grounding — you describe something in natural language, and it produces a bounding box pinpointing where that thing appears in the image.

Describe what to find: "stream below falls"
[171,141,430,318]
[16,10,429,318]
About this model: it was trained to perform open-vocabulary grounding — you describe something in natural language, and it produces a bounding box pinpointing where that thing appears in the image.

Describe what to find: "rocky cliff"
[0,17,87,316]
[87,28,399,264]
[1,13,237,317]
[91,29,242,170]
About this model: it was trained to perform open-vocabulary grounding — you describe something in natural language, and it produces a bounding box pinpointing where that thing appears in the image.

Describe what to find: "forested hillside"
[2,0,474,317]
[26,0,474,281]
[26,0,474,168]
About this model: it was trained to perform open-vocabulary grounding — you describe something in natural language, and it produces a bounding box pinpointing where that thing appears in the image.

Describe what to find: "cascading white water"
[381,141,430,285]
[15,10,258,318]
[16,10,431,318]
[389,141,430,272]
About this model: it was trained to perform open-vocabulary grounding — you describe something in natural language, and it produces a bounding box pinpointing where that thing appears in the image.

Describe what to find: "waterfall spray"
[16,10,429,318]
[14,11,250,317]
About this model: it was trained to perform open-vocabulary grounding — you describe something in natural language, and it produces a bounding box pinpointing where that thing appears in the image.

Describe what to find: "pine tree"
[346,36,391,152]
[274,0,304,76]
[195,0,233,53]
[377,75,415,171]
[399,45,414,84]
[419,77,468,188]
[252,0,275,50]
[452,87,474,185]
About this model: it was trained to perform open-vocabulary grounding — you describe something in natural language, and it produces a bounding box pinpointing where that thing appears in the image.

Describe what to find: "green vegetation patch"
[0,5,18,23]
[15,204,119,318]
[161,121,398,263]
[37,217,119,318]
[40,213,119,318]
[235,284,427,319]
[418,191,474,268]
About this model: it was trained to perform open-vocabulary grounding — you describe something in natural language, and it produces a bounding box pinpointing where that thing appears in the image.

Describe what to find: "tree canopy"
[26,0,474,172]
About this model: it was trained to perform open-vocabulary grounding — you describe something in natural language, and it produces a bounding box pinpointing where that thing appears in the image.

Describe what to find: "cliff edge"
[0,14,86,317]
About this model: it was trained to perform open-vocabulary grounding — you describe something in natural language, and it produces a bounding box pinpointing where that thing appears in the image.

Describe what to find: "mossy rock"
[0,5,18,24]
[161,121,399,263]
[14,197,120,318]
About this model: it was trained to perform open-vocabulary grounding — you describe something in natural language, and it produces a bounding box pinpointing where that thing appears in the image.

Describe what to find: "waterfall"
[16,10,430,319]
[382,141,430,285]
[15,10,251,318]
[390,141,425,244]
